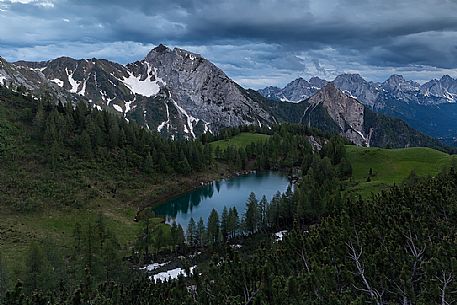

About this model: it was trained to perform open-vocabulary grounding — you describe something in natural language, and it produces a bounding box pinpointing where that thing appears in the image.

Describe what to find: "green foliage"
[346,145,453,196]
[207,209,220,245]
[7,85,457,304]
[209,132,270,151]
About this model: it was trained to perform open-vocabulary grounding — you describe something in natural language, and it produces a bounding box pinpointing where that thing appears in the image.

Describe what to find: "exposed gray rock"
[307,83,369,146]
[7,44,277,139]
[258,76,326,102]
[260,73,457,107]
[333,74,380,108]
[420,75,457,102]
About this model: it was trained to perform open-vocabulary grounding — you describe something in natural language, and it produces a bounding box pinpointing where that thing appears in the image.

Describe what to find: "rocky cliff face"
[143,45,274,134]
[420,75,457,102]
[5,45,276,139]
[306,83,369,146]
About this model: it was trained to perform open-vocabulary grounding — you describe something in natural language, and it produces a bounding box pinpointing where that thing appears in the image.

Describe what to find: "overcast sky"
[1,0,457,88]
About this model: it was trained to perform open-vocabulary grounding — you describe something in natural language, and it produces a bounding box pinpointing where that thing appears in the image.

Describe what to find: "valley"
[1,80,457,303]
[2,0,457,303]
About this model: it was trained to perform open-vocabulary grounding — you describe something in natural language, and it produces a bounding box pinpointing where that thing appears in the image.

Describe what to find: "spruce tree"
[207,209,220,245]
[221,207,229,241]
[244,192,258,234]
[196,217,207,248]
[186,218,197,248]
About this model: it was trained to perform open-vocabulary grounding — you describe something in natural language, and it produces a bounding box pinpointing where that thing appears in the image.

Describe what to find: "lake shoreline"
[151,170,292,228]
[135,167,292,222]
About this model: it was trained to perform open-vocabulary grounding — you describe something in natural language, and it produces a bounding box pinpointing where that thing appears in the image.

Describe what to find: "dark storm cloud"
[1,0,457,87]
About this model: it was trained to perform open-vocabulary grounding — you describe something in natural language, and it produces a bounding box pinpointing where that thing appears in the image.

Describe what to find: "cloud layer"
[1,0,457,88]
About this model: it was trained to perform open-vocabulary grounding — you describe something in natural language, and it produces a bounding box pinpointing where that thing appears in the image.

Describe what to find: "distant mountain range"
[250,84,443,149]
[0,45,450,149]
[259,74,457,144]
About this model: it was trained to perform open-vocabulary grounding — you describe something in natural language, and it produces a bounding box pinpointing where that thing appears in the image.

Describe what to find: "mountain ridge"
[260,73,457,143]
[0,45,448,148]
[1,45,276,139]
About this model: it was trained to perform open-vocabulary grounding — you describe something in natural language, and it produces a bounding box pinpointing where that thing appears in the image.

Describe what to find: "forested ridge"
[1,86,457,304]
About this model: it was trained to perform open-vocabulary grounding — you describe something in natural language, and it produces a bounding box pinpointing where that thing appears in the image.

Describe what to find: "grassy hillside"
[346,145,454,196]
[209,132,270,150]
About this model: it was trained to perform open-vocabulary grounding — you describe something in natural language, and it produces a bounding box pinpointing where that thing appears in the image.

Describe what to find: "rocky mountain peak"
[308,83,369,146]
[309,76,327,88]
[441,75,454,83]
[259,76,326,102]
[153,44,170,53]
[334,73,365,83]
[309,82,346,104]
[383,74,420,92]
[332,73,380,107]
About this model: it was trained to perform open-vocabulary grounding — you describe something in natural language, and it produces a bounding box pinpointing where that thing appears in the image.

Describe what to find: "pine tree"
[196,217,207,248]
[187,218,197,248]
[79,130,92,158]
[143,154,154,175]
[244,192,258,234]
[228,207,240,238]
[137,219,152,263]
[207,209,220,245]
[258,195,268,231]
[176,224,185,249]
[221,207,229,241]
[178,151,191,175]
[33,100,45,136]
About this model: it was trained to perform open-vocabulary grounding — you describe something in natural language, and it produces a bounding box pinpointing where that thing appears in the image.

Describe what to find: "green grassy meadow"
[209,132,270,150]
[346,145,455,197]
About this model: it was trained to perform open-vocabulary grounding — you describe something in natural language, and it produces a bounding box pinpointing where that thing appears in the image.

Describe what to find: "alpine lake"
[153,171,291,228]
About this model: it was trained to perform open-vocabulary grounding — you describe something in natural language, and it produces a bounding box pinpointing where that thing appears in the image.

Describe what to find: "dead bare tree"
[405,231,426,284]
[347,236,384,305]
[243,283,260,305]
[437,271,454,305]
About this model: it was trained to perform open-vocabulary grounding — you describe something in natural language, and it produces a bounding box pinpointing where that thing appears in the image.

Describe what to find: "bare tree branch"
[347,236,384,305]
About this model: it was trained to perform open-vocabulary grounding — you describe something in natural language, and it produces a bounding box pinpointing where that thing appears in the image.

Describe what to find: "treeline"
[213,125,350,172]
[5,83,347,177]
[33,100,212,175]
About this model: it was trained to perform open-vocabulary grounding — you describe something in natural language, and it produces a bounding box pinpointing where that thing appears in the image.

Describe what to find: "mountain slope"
[4,45,276,139]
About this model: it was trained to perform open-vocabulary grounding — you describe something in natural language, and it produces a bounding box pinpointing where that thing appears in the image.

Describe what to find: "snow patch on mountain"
[121,63,165,97]
[66,68,79,93]
[172,99,199,139]
[80,78,87,96]
[51,78,64,87]
[151,266,197,282]
[113,104,123,113]
[157,102,170,133]
[124,99,135,116]
[65,67,86,96]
